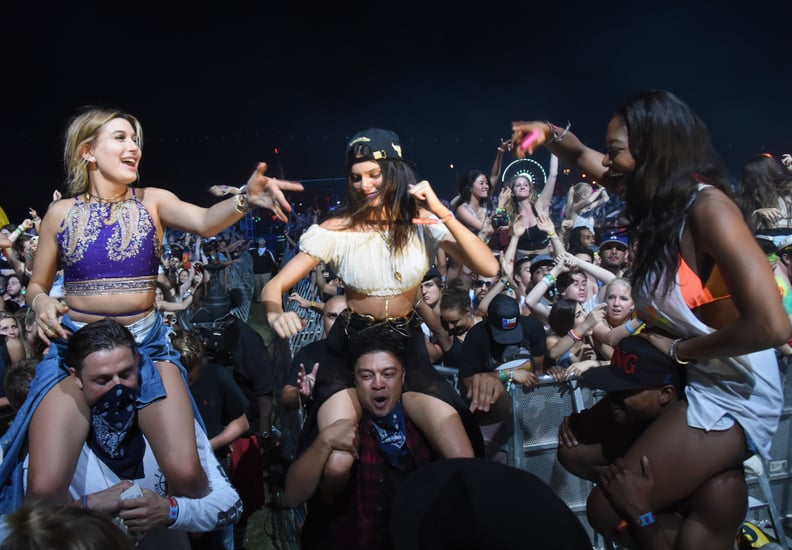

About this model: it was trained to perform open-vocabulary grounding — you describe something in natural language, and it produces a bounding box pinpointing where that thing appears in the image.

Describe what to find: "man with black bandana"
[284,326,436,550]
[0,319,244,549]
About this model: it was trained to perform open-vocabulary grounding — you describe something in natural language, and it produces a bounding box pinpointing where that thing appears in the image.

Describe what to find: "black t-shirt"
[189,362,249,456]
[222,318,275,432]
[460,316,547,378]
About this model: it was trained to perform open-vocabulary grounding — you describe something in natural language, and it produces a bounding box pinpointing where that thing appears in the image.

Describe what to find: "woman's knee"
[586,486,620,540]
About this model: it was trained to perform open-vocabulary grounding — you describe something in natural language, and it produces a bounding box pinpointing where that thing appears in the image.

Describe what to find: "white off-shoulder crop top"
[299,223,447,297]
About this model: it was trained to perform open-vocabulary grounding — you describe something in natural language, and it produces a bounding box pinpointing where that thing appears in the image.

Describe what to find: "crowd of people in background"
[1,92,792,549]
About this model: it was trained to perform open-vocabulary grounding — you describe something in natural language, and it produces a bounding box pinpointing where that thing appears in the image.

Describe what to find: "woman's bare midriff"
[65,294,156,325]
[344,289,419,320]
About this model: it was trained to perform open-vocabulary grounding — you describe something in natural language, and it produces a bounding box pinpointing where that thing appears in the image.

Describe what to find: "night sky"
[2,3,790,223]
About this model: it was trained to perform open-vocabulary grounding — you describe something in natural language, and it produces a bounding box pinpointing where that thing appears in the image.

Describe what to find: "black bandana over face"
[88,383,146,480]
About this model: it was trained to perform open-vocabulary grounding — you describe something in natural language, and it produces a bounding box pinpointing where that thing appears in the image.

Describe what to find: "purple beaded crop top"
[57,190,160,296]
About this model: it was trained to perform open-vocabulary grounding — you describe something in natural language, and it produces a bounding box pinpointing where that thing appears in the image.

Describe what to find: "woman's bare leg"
[27,376,90,503]
[316,388,362,495]
[403,392,474,458]
[621,401,748,510]
[137,361,208,497]
[586,401,749,543]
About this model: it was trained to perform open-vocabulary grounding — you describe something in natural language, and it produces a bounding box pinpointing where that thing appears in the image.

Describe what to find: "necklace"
[373,226,402,283]
[85,189,129,203]
[85,188,131,225]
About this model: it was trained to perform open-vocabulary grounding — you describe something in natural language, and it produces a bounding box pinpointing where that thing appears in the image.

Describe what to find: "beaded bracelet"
[506,369,514,391]
[167,497,179,527]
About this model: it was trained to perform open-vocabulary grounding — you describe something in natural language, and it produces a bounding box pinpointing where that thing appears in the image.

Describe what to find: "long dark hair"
[737,153,792,231]
[457,169,492,208]
[619,90,731,294]
[336,159,418,252]
[548,298,579,335]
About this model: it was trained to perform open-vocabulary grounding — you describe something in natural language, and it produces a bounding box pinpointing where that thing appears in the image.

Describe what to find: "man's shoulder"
[519,314,545,331]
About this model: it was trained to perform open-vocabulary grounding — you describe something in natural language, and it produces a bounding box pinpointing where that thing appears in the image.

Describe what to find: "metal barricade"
[285,277,323,357]
[509,374,607,547]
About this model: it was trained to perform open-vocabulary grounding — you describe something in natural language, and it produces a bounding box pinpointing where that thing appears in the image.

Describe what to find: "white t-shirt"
[0,419,242,549]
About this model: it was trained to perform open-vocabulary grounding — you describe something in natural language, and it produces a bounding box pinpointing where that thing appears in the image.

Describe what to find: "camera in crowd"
[194,324,232,364]
[491,209,511,229]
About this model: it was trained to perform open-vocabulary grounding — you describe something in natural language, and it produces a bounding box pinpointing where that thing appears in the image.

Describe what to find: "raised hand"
[246,162,305,222]
[511,121,549,157]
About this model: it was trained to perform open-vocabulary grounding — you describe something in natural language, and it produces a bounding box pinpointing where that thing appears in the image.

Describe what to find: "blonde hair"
[563,182,593,220]
[63,108,143,197]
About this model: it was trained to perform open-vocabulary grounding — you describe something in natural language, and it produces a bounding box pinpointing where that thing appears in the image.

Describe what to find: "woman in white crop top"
[262,128,499,495]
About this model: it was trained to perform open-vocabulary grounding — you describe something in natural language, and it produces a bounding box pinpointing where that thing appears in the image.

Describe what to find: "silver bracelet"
[546,120,572,143]
[669,338,690,365]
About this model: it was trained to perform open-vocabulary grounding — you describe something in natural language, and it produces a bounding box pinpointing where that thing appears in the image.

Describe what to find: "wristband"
[625,319,646,335]
[542,273,556,286]
[568,329,582,342]
[636,511,655,527]
[167,496,179,526]
[81,495,88,509]
[411,212,454,224]
[499,369,507,383]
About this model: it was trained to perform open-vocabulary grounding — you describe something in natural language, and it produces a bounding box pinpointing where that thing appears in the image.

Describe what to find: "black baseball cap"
[487,294,523,345]
[584,335,682,392]
[422,267,442,283]
[346,128,403,167]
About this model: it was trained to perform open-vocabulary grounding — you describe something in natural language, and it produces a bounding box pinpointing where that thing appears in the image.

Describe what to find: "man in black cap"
[558,336,747,549]
[460,294,546,424]
[598,230,630,277]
